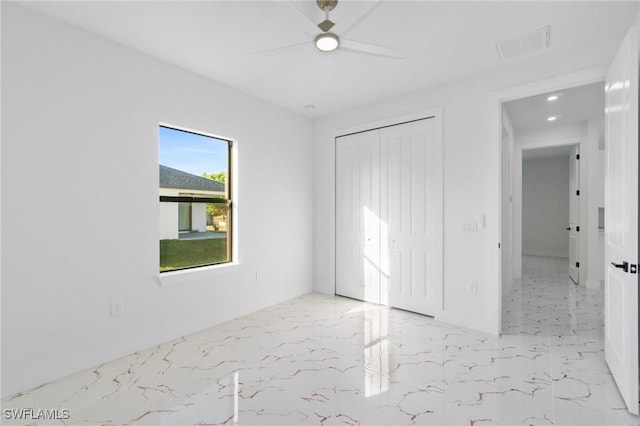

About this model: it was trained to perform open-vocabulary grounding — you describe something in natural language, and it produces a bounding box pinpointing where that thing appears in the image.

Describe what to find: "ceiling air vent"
[496,26,550,62]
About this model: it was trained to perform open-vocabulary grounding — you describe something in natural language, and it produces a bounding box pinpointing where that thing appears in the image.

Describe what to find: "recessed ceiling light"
[547,94,559,102]
[315,33,339,52]
[547,116,558,122]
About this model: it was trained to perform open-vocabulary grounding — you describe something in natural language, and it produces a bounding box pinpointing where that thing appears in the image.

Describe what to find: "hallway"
[503,255,602,336]
[2,257,637,425]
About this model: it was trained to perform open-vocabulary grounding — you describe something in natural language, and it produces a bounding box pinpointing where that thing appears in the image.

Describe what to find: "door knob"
[611,261,629,272]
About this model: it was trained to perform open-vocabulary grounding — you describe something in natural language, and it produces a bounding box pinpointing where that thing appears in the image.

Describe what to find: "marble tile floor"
[3,255,639,425]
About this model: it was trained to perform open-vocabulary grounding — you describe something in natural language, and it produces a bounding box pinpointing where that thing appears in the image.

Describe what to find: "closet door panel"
[336,141,358,300]
[381,118,442,315]
[410,251,428,298]
[410,134,428,234]
[336,130,380,304]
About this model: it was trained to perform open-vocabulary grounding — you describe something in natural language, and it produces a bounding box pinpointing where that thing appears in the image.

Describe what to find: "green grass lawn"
[160,238,229,272]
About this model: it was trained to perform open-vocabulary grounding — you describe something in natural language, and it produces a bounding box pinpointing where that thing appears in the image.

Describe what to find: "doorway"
[178,202,192,231]
[519,144,577,281]
[500,82,605,303]
[494,26,640,415]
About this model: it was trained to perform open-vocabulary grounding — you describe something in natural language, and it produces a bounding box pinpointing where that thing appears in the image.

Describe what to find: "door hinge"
[576,190,580,196]
[498,243,501,249]
[576,226,580,232]
[576,154,580,160]
[576,262,580,268]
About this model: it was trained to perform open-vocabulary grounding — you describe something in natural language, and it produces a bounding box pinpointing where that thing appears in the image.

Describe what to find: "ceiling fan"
[261,0,405,59]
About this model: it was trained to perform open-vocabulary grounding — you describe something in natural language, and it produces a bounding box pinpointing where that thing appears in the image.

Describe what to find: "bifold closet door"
[380,119,442,315]
[336,118,442,316]
[335,129,381,304]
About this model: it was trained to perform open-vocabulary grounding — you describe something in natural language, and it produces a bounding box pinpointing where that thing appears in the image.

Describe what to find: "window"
[159,125,232,272]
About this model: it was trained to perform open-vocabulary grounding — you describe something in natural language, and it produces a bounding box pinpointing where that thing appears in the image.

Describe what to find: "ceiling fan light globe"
[315,33,339,52]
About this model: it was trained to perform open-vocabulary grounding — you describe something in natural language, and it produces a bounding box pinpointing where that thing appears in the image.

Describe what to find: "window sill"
[157,262,241,287]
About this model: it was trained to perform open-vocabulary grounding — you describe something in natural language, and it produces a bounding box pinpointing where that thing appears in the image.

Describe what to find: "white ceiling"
[16,1,639,118]
[505,81,605,132]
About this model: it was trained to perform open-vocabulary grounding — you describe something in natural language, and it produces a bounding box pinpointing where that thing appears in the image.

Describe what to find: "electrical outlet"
[110,300,124,317]
[255,271,261,282]
[468,282,478,294]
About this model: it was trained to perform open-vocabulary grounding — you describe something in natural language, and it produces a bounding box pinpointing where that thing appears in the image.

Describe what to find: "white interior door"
[336,129,380,304]
[604,24,639,415]
[336,117,442,316]
[568,146,580,284]
[380,119,442,315]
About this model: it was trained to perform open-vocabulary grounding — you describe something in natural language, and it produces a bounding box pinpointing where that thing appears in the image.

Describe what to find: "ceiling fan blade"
[335,0,383,36]
[273,1,319,35]
[249,41,312,55]
[340,38,406,59]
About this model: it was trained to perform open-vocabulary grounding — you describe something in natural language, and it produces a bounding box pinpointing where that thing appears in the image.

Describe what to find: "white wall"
[2,4,314,397]
[516,123,588,146]
[512,123,587,279]
[501,107,515,296]
[522,156,570,258]
[313,39,617,334]
[586,116,606,288]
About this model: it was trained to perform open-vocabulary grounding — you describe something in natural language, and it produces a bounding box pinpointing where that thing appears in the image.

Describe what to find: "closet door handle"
[566,227,571,230]
[611,261,629,273]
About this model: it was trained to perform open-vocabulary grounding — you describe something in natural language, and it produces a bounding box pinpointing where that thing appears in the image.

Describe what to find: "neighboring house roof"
[160,165,225,192]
